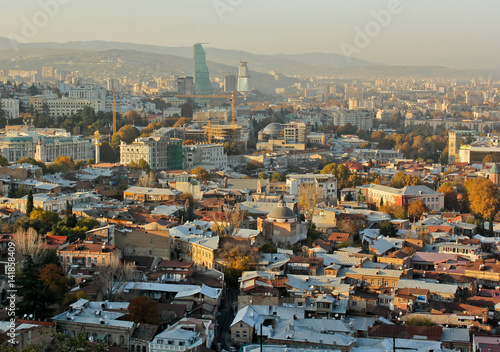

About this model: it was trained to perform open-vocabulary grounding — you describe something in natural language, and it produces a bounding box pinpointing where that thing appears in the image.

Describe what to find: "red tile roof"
[368,324,442,341]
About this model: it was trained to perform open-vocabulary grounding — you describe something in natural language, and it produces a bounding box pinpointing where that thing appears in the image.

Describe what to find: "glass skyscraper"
[193,43,212,95]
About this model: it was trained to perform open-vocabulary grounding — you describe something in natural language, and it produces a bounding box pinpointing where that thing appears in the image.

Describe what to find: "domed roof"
[268,200,296,219]
[262,123,283,136]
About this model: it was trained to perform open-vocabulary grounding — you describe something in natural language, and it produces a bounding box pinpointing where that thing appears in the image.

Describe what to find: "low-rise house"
[52,299,134,349]
[124,186,180,202]
[377,250,411,270]
[286,256,323,276]
[464,258,500,288]
[344,267,403,289]
[397,279,459,302]
[149,324,203,352]
[368,324,442,341]
[58,239,121,274]
[411,252,469,271]
[438,242,482,261]
[441,327,472,352]
[149,260,194,283]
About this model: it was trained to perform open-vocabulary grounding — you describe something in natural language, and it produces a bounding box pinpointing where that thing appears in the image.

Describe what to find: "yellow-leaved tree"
[465,178,500,234]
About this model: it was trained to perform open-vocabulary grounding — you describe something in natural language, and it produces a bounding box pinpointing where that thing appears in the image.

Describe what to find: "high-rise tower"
[237,61,250,92]
[193,43,212,95]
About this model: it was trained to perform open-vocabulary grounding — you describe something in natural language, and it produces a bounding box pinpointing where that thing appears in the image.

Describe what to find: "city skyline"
[0,0,499,69]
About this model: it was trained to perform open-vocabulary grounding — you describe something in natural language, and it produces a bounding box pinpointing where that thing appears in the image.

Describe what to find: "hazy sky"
[1,0,499,69]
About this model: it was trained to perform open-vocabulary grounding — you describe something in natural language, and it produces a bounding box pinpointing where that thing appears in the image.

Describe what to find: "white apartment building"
[286,174,337,204]
[45,98,104,116]
[0,99,19,119]
[183,144,227,170]
[35,136,93,163]
[283,121,307,143]
[163,97,187,107]
[332,110,374,131]
[120,136,183,171]
[68,85,106,100]
[0,192,101,213]
[163,107,182,118]
[0,132,92,163]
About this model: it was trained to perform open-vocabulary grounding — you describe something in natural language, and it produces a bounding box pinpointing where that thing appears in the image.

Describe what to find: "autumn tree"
[405,315,436,327]
[437,182,459,211]
[124,110,138,124]
[298,183,321,226]
[137,171,157,187]
[111,125,141,148]
[407,199,429,222]
[47,155,76,173]
[128,296,159,324]
[390,171,422,188]
[465,178,500,234]
[39,263,70,304]
[12,227,44,264]
[218,242,257,284]
[211,206,245,237]
[191,166,210,181]
[173,117,188,127]
[94,256,135,300]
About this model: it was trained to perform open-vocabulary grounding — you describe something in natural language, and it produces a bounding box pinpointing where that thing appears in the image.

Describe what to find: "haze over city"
[3,1,500,352]
[1,0,499,69]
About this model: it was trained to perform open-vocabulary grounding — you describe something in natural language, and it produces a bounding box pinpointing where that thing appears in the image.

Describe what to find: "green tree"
[26,189,34,216]
[356,190,366,202]
[0,155,8,167]
[128,296,159,324]
[224,142,239,156]
[17,256,55,320]
[437,182,459,211]
[270,172,286,182]
[379,221,398,237]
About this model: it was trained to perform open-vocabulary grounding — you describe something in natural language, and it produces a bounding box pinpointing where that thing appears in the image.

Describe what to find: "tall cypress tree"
[17,256,55,320]
[26,190,34,216]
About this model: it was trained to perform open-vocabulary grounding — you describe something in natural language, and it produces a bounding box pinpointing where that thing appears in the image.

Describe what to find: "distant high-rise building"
[107,79,120,92]
[177,76,194,95]
[193,44,212,95]
[224,74,237,92]
[448,131,460,164]
[237,61,250,92]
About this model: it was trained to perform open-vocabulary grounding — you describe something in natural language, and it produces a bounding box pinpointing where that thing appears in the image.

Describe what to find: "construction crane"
[176,91,238,143]
[113,89,117,135]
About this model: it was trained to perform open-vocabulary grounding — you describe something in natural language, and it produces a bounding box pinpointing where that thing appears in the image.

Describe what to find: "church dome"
[268,200,296,219]
[261,123,283,137]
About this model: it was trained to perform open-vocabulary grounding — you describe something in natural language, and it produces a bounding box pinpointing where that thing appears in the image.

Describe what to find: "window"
[243,331,248,338]
[236,331,240,338]
[352,301,357,306]
[102,258,106,265]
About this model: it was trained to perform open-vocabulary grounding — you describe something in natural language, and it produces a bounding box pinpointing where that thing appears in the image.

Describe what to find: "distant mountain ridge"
[0,37,498,83]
